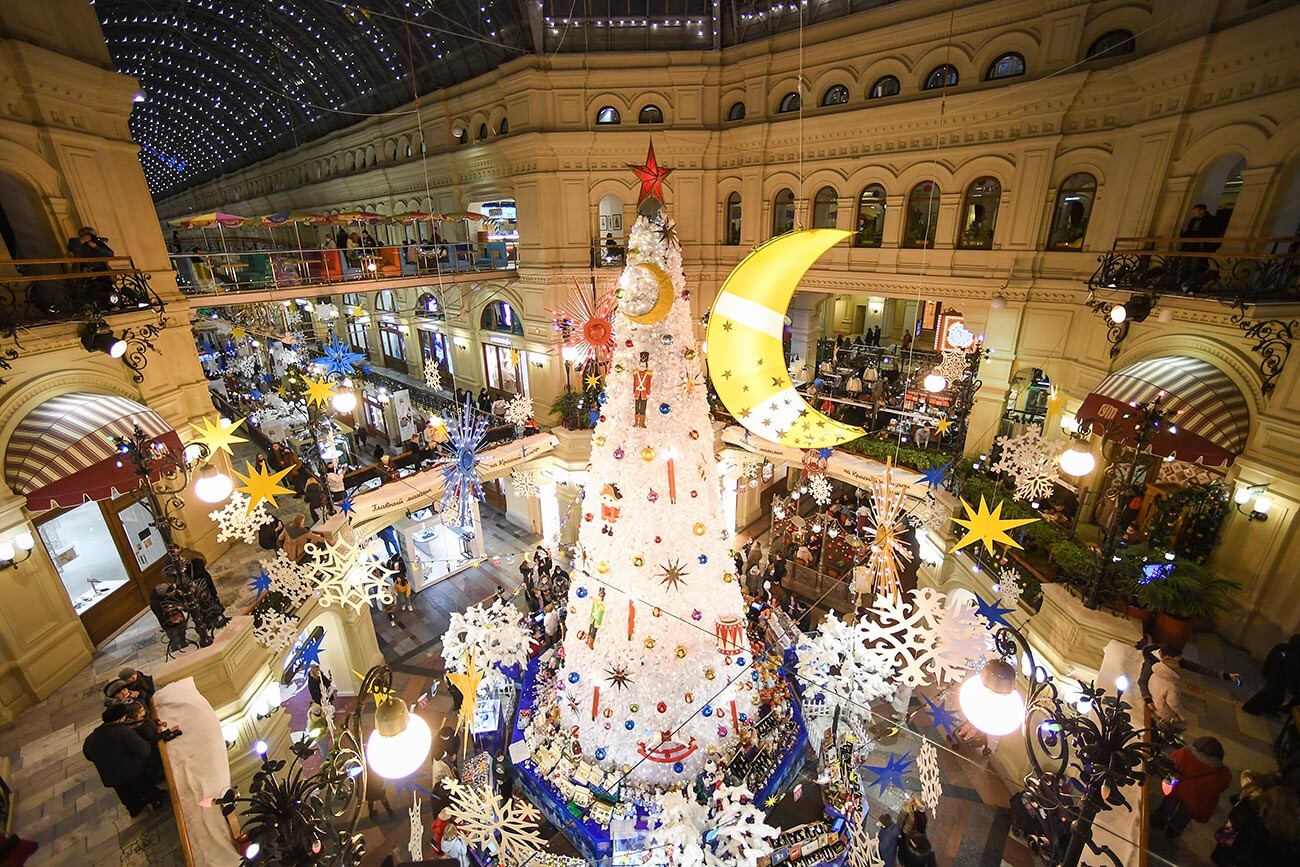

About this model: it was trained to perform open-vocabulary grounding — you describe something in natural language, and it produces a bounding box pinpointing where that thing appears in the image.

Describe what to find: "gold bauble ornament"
[597,562,609,573]
[704,667,716,680]
[675,646,686,659]
[614,363,624,373]
[644,637,656,649]
[641,447,655,461]
[692,523,706,536]
[595,435,606,447]
[633,555,644,567]
[684,349,696,360]
[722,573,734,583]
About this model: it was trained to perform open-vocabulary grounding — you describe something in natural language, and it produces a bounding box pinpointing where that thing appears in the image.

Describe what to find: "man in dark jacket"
[117,668,156,704]
[82,704,168,817]
[66,227,114,270]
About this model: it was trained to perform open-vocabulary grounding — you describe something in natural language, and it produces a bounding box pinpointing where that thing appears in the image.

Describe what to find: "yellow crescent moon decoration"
[620,262,675,324]
[706,229,863,449]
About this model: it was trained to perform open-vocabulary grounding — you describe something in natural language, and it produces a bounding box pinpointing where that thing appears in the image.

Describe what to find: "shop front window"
[483,343,530,397]
[419,328,453,380]
[1047,172,1097,250]
[348,318,369,352]
[38,501,134,615]
[380,324,407,371]
[772,189,796,236]
[480,300,524,336]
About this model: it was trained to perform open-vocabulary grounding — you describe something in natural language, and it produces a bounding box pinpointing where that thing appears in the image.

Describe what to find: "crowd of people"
[81,667,178,819]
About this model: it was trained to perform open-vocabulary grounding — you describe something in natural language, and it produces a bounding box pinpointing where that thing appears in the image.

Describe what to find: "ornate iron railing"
[1086,236,1300,302]
[0,256,167,336]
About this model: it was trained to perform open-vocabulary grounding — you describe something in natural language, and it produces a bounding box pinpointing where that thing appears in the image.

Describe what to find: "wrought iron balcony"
[1086,236,1300,304]
[0,256,167,337]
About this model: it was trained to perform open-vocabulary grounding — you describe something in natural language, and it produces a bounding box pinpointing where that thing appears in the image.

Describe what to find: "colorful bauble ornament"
[675,646,686,659]
[690,490,699,498]
[692,609,702,621]
[692,523,706,536]
[654,536,662,543]
[630,704,640,713]
[684,349,696,360]
[657,702,667,713]
[723,573,734,583]
[597,392,608,404]
[704,667,716,680]
[603,708,613,719]
[703,705,713,716]
[685,692,694,703]
[625,339,634,347]
[625,720,635,730]
[652,607,662,617]
[614,363,624,373]
[613,448,625,460]
[584,513,594,522]
[568,672,580,683]
[659,403,671,414]
[673,762,684,773]
[576,586,588,598]
[594,435,606,446]
[660,334,673,346]
[644,637,656,649]
[597,561,609,573]
[641,447,655,461]
[648,489,659,502]
[698,554,708,564]
[717,726,728,737]
[689,430,700,440]
[595,748,607,760]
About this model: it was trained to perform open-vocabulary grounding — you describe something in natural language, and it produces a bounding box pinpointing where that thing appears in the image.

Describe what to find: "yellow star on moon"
[447,653,483,736]
[706,229,864,448]
[951,496,1039,555]
[303,376,337,407]
[233,461,295,513]
[189,416,247,460]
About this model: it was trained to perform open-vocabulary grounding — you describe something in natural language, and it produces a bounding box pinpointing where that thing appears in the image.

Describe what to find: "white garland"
[209,492,270,544]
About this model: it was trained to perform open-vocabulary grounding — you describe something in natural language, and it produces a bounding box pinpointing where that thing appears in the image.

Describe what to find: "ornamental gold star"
[447,653,483,735]
[657,558,689,592]
[950,496,1039,555]
[189,416,247,460]
[933,417,954,435]
[234,461,295,513]
[303,376,337,407]
[585,373,602,391]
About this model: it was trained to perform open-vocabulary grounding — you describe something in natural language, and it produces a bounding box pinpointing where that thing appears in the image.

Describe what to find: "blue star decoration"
[587,408,600,427]
[862,751,915,795]
[312,335,366,377]
[338,494,355,516]
[974,593,1016,629]
[249,568,272,598]
[438,397,489,528]
[921,693,962,738]
[818,447,834,460]
[295,631,325,670]
[919,461,952,491]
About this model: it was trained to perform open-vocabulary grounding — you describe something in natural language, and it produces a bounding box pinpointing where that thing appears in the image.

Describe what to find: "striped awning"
[1076,356,1249,467]
[4,393,183,511]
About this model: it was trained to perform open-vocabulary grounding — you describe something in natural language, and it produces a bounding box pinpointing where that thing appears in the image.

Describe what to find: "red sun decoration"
[627,140,674,206]
[549,279,617,364]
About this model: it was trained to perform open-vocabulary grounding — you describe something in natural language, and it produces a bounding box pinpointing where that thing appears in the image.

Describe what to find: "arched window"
[854,185,886,248]
[772,189,796,235]
[1198,155,1246,230]
[727,101,746,121]
[480,300,524,335]
[404,144,412,158]
[869,76,900,99]
[725,192,742,245]
[986,53,1025,80]
[923,65,959,90]
[778,92,801,113]
[477,123,489,141]
[455,129,467,145]
[957,177,1002,249]
[904,181,940,248]
[1047,173,1098,251]
[638,105,664,124]
[596,106,621,125]
[812,187,839,228]
[820,85,849,107]
[499,117,509,135]
[375,290,398,312]
[1087,30,1135,61]
[416,293,443,318]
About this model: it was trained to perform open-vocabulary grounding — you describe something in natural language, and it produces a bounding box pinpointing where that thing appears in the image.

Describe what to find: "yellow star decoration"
[584,373,602,391]
[951,496,1039,555]
[1047,387,1064,415]
[933,417,953,435]
[233,461,295,513]
[189,416,247,460]
[447,653,483,736]
[303,376,337,407]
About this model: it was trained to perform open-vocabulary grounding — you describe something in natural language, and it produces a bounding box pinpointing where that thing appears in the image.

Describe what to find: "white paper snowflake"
[209,492,271,544]
[408,793,423,861]
[230,354,258,377]
[997,566,1023,611]
[510,470,541,499]
[305,536,359,583]
[808,474,833,506]
[504,393,533,426]
[253,608,301,652]
[934,348,968,383]
[315,543,396,614]
[423,359,442,392]
[847,809,884,867]
[859,587,963,689]
[442,600,531,688]
[796,612,897,718]
[990,432,1058,503]
[444,778,545,866]
[932,594,990,682]
[261,551,314,606]
[918,739,943,817]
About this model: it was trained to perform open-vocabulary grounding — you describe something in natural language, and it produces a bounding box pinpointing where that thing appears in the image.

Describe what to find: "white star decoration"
[919,739,943,817]
[209,492,270,544]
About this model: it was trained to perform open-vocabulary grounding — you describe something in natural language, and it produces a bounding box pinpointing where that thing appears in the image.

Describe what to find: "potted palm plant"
[1134,561,1240,651]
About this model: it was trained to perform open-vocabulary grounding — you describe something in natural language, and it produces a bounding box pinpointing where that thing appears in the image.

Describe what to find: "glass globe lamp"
[959,659,1026,736]
[194,465,234,503]
[922,372,947,393]
[366,697,432,779]
[331,389,357,414]
[1057,441,1096,477]
[1110,305,1127,324]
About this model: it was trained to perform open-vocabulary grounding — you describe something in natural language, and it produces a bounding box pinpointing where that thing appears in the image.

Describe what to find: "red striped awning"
[1076,356,1249,467]
[4,393,183,511]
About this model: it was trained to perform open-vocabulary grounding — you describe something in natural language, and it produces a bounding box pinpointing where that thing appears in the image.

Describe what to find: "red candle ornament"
[667,454,677,504]
[592,686,601,720]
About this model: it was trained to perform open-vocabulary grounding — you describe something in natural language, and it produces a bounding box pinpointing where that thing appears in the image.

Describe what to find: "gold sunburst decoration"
[863,458,913,600]
[548,280,617,365]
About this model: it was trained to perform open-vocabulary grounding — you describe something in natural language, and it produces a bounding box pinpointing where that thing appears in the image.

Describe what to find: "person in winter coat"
[257,516,284,550]
[1211,771,1300,866]
[1243,634,1300,715]
[1147,652,1188,732]
[898,833,937,867]
[1153,736,1232,836]
[877,813,901,867]
[899,794,928,837]
[307,665,334,707]
[82,704,168,817]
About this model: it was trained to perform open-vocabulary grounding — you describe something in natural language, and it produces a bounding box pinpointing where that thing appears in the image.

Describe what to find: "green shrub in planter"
[1049,540,1098,583]
[1135,564,1241,623]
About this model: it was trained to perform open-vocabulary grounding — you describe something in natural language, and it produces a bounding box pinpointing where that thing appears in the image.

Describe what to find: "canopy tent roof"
[1076,356,1250,467]
[4,393,183,511]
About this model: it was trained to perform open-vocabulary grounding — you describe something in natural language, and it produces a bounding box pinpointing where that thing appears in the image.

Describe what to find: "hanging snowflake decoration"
[441,600,531,689]
[305,536,359,584]
[862,460,914,600]
[407,794,423,861]
[997,566,1023,610]
[859,587,971,689]
[230,354,258,378]
[209,492,270,544]
[311,334,367,376]
[252,608,301,652]
[443,778,545,866]
[990,432,1058,502]
[503,393,533,426]
[935,348,968,383]
[260,551,314,606]
[807,474,833,506]
[847,809,884,867]
[796,613,897,746]
[932,594,991,681]
[313,541,396,614]
[906,496,948,536]
[548,281,617,365]
[918,739,943,817]
[438,397,489,527]
[422,359,442,392]
[510,470,541,499]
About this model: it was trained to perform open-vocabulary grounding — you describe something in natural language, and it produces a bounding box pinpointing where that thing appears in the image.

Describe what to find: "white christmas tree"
[545,215,748,785]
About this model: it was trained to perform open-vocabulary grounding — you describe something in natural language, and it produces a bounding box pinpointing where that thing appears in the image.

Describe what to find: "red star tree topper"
[628,140,674,206]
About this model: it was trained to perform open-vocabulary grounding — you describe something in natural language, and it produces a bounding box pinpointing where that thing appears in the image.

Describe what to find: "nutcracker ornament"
[632,351,654,428]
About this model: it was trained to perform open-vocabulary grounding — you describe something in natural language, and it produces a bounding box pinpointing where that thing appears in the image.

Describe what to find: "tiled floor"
[1,461,1282,867]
